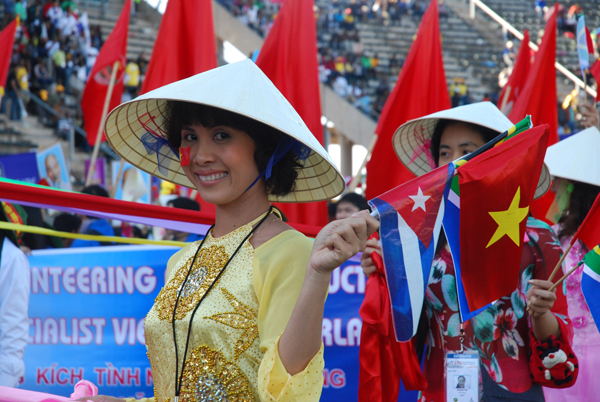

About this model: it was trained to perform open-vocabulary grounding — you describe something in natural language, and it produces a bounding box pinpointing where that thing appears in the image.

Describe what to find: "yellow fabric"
[0,221,187,247]
[125,62,140,87]
[16,66,28,90]
[143,215,324,401]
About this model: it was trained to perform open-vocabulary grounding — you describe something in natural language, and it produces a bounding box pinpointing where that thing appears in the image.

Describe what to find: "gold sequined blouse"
[139,215,324,402]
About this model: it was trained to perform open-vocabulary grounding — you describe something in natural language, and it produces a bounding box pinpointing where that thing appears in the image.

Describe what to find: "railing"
[469,0,597,99]
[24,90,87,162]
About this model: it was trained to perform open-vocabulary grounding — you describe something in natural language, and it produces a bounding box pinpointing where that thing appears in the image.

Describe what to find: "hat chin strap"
[245,137,303,192]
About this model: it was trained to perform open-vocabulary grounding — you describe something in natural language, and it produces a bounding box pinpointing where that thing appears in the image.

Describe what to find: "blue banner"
[25,245,176,399]
[23,246,415,400]
[0,152,39,183]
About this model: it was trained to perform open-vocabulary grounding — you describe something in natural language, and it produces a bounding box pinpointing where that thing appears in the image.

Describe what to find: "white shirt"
[0,238,30,387]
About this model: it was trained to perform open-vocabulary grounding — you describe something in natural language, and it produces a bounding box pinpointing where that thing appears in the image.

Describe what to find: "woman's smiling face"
[180,123,264,207]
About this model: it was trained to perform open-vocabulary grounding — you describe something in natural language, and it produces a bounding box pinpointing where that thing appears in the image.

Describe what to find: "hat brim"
[104,60,345,203]
[391,104,550,199]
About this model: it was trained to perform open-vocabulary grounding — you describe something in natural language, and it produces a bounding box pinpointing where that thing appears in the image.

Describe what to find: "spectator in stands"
[164,197,203,243]
[3,65,22,121]
[71,185,116,247]
[53,213,81,247]
[52,42,67,88]
[335,192,370,220]
[14,0,27,21]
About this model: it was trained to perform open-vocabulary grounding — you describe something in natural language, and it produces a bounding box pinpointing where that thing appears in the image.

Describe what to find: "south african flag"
[581,245,600,333]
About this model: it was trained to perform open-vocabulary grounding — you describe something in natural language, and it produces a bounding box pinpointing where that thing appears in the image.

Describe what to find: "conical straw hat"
[545,126,600,187]
[104,60,345,203]
[391,102,551,199]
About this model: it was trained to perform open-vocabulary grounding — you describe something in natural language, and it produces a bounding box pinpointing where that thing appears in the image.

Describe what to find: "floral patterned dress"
[420,219,575,402]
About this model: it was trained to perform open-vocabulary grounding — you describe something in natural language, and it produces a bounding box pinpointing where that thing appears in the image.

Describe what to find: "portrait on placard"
[36,143,72,190]
[111,161,151,203]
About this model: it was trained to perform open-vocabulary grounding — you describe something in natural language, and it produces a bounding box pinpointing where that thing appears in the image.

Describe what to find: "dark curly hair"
[557,180,600,240]
[163,101,302,197]
[429,119,499,167]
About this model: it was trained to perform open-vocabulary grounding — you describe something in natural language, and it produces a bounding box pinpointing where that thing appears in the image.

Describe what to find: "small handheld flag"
[571,192,600,250]
[576,15,595,78]
[179,147,191,167]
[580,246,600,333]
[368,163,454,341]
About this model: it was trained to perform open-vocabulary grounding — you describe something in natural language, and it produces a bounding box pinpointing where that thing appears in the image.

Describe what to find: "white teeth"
[198,172,227,182]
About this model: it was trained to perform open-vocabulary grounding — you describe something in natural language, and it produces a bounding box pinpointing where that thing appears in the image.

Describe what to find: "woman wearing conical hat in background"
[85,60,378,402]
[543,125,600,401]
[361,102,577,402]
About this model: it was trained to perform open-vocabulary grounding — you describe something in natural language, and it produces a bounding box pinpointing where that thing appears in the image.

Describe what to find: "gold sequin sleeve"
[252,230,325,401]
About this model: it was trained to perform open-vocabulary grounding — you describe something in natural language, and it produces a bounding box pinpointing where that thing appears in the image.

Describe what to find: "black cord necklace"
[171,206,274,402]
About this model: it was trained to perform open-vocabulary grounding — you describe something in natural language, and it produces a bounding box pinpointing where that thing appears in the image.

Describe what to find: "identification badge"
[445,352,480,402]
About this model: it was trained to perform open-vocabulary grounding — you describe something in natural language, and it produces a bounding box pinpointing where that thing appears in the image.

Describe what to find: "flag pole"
[548,242,573,282]
[85,60,121,186]
[110,158,126,198]
[346,134,378,194]
[549,260,582,292]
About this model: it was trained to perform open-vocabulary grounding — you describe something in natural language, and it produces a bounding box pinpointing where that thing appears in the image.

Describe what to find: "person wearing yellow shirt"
[124,61,140,97]
[85,60,378,402]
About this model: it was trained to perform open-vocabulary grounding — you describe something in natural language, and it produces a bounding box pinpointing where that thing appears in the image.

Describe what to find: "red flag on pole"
[0,18,18,98]
[81,0,130,146]
[365,0,450,200]
[499,30,531,115]
[140,0,217,94]
[591,60,600,103]
[509,10,558,144]
[139,0,217,214]
[508,8,558,221]
[572,193,600,250]
[255,0,328,226]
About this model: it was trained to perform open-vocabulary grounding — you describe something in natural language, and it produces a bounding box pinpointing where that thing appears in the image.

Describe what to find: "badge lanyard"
[445,323,480,402]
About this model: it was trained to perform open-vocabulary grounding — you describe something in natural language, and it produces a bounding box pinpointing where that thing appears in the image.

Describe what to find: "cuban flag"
[581,245,600,332]
[369,163,454,342]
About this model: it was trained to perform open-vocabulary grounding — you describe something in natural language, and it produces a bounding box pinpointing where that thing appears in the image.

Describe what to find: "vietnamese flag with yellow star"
[458,124,549,313]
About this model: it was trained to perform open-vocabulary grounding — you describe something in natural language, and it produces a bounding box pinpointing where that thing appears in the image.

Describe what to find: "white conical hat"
[104,59,345,203]
[391,102,551,199]
[545,126,600,187]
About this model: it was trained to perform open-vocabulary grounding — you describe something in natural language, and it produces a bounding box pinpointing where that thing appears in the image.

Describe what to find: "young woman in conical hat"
[543,125,600,402]
[361,102,577,401]
[88,60,378,402]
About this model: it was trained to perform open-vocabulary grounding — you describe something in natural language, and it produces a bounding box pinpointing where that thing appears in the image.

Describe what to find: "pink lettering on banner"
[36,364,85,386]
[322,318,362,347]
[95,364,143,387]
[29,266,157,295]
[328,265,366,294]
[145,368,153,387]
[29,317,106,345]
[323,368,346,389]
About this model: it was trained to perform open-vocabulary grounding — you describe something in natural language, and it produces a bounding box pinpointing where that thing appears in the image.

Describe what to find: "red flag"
[591,60,600,102]
[509,12,557,145]
[139,0,217,215]
[255,0,327,226]
[508,9,558,221]
[0,18,18,97]
[458,124,549,312]
[572,193,600,250]
[499,30,531,115]
[81,0,130,146]
[358,233,427,402]
[365,0,450,200]
[140,0,217,94]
